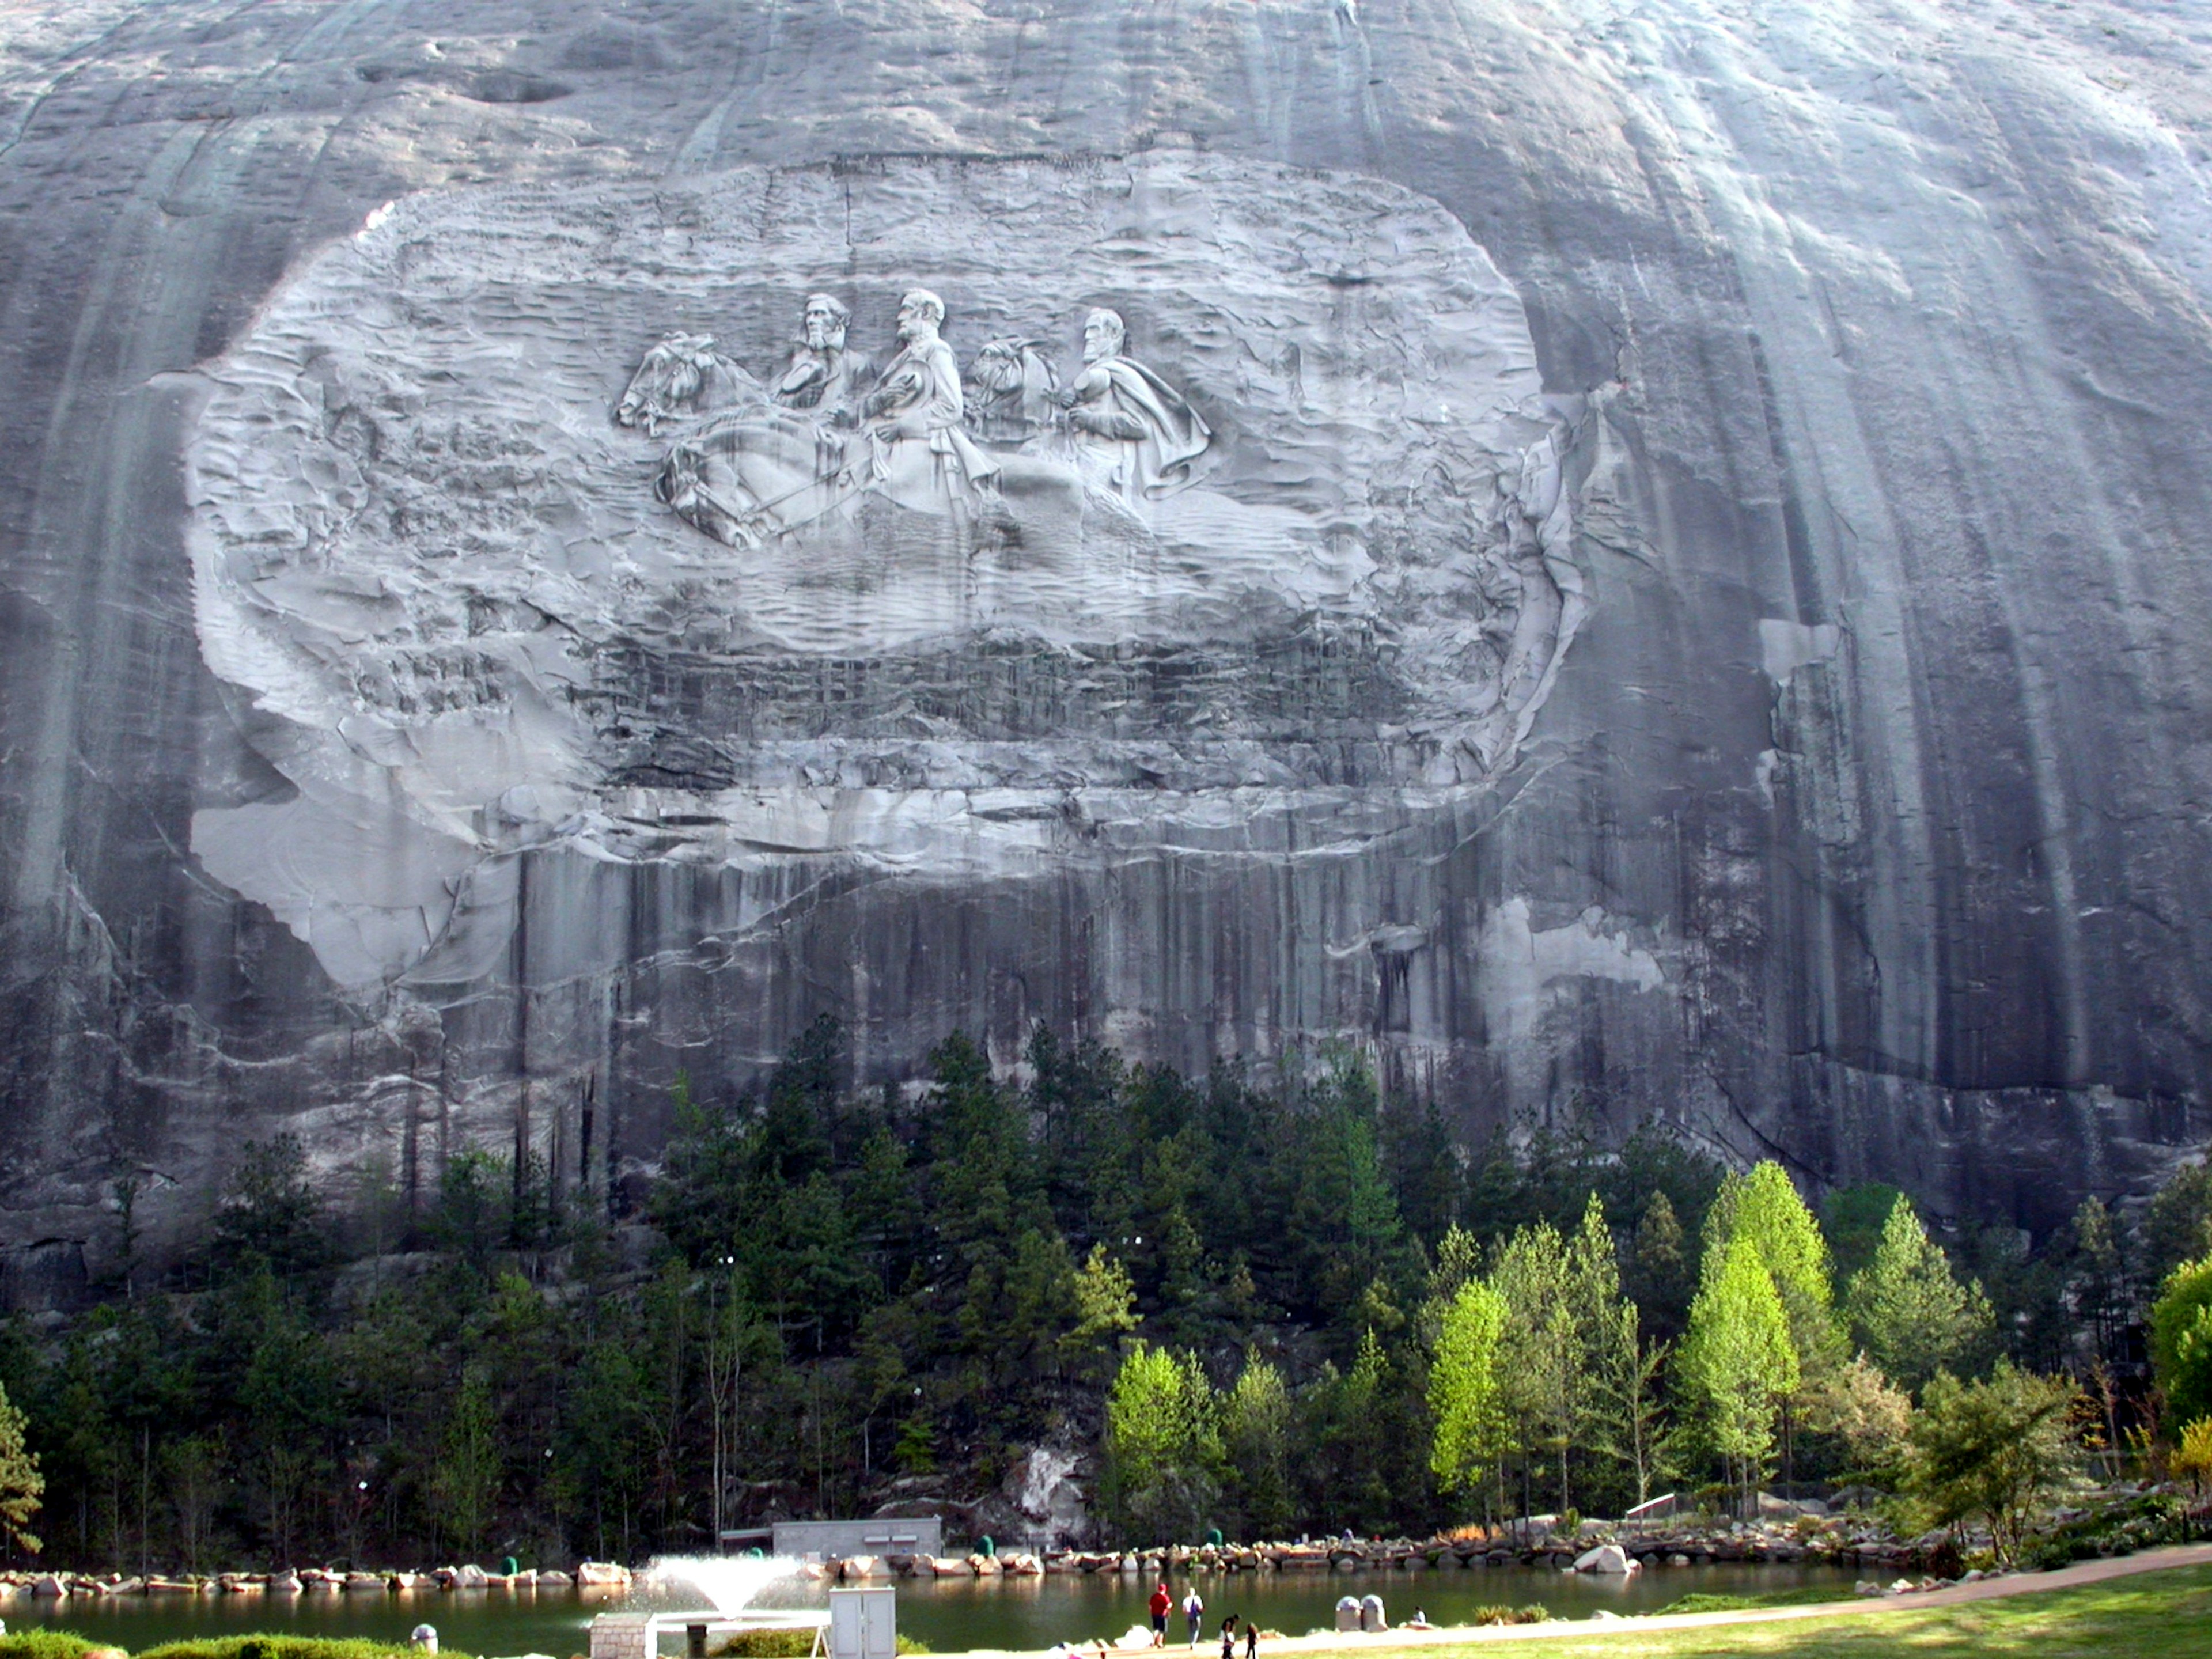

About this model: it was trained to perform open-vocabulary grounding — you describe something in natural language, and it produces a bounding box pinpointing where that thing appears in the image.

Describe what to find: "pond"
[5,1560,1863,1656]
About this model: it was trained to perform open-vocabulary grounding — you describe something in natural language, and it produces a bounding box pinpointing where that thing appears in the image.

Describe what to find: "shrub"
[137,1641,472,1659]
[2017,1490,2206,1571]
[2175,1416,2212,1494]
[0,1634,99,1659]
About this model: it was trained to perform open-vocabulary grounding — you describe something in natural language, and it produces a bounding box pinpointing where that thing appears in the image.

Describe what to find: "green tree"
[2150,1255,2212,1429]
[2068,1197,2132,1372]
[1426,1277,1508,1514]
[1843,1195,1995,1393]
[1104,1343,1221,1543]
[1625,1192,1694,1343]
[1903,1361,2081,1566]
[434,1370,501,1558]
[210,1135,331,1282]
[1804,1353,1913,1484]
[1706,1162,1841,1378]
[1490,1221,1576,1514]
[1221,1353,1293,1539]
[1823,1184,1908,1288]
[1677,1233,1798,1510]
[2146,1164,2212,1289]
[0,1377,42,1556]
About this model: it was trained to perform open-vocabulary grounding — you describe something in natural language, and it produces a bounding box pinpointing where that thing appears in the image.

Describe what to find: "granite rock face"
[3,0,2211,1297]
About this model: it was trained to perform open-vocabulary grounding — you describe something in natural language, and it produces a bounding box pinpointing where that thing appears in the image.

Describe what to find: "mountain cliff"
[4,0,2210,1302]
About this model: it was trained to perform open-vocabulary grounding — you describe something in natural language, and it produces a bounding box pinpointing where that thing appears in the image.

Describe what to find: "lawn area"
[1305,1562,2212,1659]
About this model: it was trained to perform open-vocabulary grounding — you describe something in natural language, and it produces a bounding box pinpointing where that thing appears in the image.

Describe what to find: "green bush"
[712,1633,925,1658]
[0,1633,100,1659]
[137,1641,471,1659]
[1465,1605,1551,1627]
[713,1636,815,1659]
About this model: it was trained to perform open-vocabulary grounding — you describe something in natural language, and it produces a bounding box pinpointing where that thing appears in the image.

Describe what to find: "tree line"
[1,1018,2209,1570]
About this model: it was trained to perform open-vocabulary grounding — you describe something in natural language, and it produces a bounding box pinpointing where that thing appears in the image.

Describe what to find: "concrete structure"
[775,1518,944,1562]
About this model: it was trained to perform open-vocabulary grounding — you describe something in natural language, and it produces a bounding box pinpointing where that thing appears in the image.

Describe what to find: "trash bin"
[1335,1597,1362,1633]
[1359,1596,1387,1633]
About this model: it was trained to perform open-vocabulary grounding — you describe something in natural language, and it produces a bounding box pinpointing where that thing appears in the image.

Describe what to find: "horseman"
[772,293,874,420]
[1057,308,1211,503]
[855,289,1000,515]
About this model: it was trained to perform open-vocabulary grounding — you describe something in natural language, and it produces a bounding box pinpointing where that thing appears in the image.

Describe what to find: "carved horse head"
[965,339,1060,442]
[616,334,764,435]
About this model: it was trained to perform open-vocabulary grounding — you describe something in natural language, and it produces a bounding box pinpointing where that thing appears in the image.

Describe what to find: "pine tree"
[1677,1233,1798,1512]
[0,1377,42,1556]
[1427,1277,1509,1517]
[1843,1196,1994,1392]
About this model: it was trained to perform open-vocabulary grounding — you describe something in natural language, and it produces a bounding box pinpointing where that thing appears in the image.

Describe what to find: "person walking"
[1149,1582,1172,1648]
[1242,1619,1257,1659]
[1183,1586,1206,1648]
[1218,1616,1238,1659]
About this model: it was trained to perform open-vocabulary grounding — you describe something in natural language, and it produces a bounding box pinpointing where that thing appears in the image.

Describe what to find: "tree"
[1221,1354,1293,1539]
[2146,1165,2212,1289]
[1823,1184,1908,1288]
[2067,1197,2132,1372]
[1065,1245,1139,1378]
[1104,1343,1220,1543]
[1843,1196,1995,1393]
[1705,1162,1841,1378]
[1804,1353,1913,1483]
[1903,1361,2081,1566]
[2150,1255,2212,1429]
[1490,1222,1576,1514]
[210,1135,330,1282]
[1625,1192,1693,1343]
[434,1370,500,1558]
[1676,1233,1798,1510]
[1427,1277,1508,1514]
[0,1378,42,1556]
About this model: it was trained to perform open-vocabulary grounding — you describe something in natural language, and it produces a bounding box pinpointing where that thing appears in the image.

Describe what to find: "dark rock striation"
[3,0,2211,1298]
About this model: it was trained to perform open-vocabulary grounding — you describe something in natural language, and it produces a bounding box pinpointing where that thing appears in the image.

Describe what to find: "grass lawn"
[1303,1562,2212,1659]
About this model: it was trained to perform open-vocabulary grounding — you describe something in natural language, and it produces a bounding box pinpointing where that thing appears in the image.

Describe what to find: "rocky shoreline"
[0,1516,1927,1602]
[0,1564,634,1600]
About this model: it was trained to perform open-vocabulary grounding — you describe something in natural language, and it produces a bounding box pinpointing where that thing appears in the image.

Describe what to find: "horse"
[653,407,855,550]
[615,334,770,435]
[964,339,1062,447]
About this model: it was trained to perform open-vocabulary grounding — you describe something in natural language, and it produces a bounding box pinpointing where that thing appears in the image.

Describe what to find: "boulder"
[346,1573,387,1593]
[969,1554,1001,1577]
[31,1578,65,1598]
[1574,1545,1637,1575]
[1001,1553,1043,1576]
[535,1571,572,1588]
[574,1563,630,1588]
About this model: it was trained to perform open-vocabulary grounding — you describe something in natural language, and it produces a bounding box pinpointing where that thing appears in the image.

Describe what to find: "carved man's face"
[803,300,843,351]
[897,297,935,342]
[1082,311,1124,364]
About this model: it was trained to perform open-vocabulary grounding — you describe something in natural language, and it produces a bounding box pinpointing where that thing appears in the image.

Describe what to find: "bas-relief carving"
[621,289,1213,560]
[184,156,1589,988]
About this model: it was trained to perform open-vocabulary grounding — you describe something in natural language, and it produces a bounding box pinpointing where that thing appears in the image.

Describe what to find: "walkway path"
[956,1543,2212,1656]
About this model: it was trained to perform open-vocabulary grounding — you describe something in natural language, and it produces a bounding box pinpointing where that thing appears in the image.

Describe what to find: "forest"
[2,1017,2210,1571]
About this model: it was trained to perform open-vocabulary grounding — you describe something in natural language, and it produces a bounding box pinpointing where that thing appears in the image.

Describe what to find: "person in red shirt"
[1149,1582,1172,1647]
